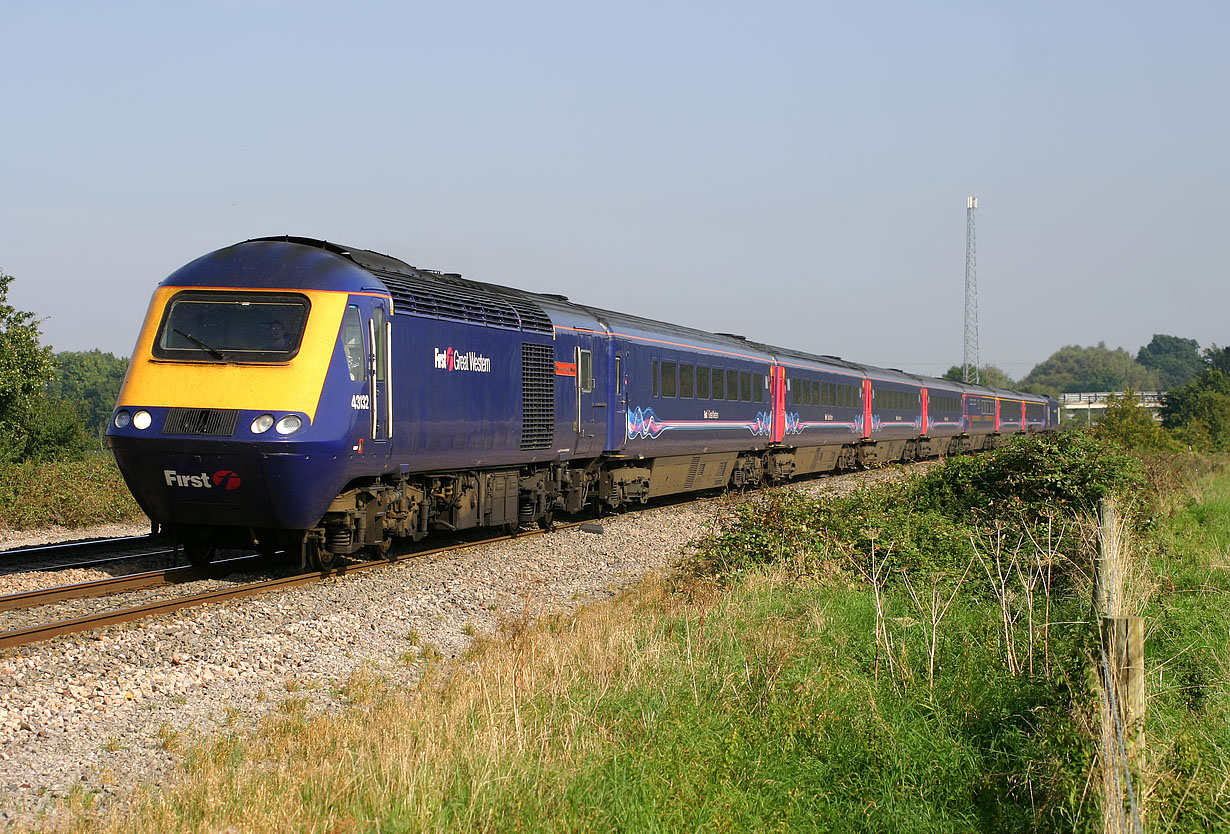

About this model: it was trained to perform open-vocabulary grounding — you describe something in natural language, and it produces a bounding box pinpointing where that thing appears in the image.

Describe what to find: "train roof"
[221,237,1048,403]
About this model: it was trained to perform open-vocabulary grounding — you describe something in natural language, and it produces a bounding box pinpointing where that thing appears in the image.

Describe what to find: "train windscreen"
[152,291,310,363]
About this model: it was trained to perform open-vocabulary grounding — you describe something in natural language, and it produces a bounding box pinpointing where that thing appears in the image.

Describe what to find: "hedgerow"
[0,453,144,530]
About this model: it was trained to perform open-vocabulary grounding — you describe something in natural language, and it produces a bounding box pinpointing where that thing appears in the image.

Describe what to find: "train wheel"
[184,542,217,568]
[368,535,393,560]
[307,540,338,572]
[537,511,555,531]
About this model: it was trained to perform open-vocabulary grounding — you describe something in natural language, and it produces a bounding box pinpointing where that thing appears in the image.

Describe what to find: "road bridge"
[1060,391,1164,426]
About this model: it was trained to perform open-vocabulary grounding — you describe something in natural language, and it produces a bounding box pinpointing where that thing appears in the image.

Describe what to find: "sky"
[1,0,1226,381]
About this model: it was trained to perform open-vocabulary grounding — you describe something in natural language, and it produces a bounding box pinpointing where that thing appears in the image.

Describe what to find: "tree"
[0,271,55,462]
[48,349,130,440]
[1205,345,1230,375]
[1022,342,1160,394]
[940,364,1017,389]
[1093,389,1181,452]
[1161,349,1230,451]
[1136,334,1204,390]
[0,271,90,463]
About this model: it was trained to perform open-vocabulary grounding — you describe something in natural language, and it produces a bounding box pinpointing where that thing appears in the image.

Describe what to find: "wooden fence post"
[1095,497,1145,832]
[1102,615,1146,761]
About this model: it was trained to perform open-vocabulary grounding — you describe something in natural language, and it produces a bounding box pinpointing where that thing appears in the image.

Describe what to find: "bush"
[693,431,1146,593]
[0,454,143,529]
[910,431,1146,522]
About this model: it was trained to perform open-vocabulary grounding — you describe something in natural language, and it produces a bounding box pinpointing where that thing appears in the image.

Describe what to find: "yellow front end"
[117,286,349,419]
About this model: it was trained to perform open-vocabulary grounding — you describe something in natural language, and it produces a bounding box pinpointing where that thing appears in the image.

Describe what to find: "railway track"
[0,464,926,654]
[0,523,570,652]
[0,535,178,575]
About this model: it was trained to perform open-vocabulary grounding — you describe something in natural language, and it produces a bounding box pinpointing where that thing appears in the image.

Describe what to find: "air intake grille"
[521,343,555,450]
[162,408,239,436]
[376,270,553,334]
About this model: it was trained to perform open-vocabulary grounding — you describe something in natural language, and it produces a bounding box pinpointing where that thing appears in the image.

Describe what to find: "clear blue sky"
[2,0,1226,380]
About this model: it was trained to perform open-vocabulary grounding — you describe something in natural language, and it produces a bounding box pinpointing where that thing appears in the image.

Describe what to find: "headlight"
[275,415,303,435]
[132,410,153,430]
[251,414,275,434]
[114,410,131,429]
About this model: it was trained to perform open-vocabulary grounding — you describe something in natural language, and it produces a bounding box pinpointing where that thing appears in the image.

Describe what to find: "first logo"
[164,469,242,490]
[212,470,242,490]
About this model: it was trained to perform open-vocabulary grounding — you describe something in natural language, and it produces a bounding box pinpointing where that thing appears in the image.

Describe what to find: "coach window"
[739,371,752,402]
[578,349,594,393]
[696,366,710,399]
[755,374,765,403]
[661,361,677,398]
[679,364,695,398]
[712,367,725,400]
[726,369,738,401]
[342,306,365,382]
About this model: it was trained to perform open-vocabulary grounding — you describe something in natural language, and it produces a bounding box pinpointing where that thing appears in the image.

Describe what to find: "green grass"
[427,580,1095,833]
[0,452,144,529]
[1137,473,1230,831]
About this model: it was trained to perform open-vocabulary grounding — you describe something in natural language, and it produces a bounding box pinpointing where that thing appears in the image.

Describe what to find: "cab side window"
[342,305,365,382]
[373,306,387,383]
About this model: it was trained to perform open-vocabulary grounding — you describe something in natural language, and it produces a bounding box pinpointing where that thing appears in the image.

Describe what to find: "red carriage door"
[770,366,786,443]
[862,379,873,439]
[921,388,929,435]
[994,398,1001,433]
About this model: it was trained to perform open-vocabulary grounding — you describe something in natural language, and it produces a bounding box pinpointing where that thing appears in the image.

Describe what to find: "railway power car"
[107,237,1058,570]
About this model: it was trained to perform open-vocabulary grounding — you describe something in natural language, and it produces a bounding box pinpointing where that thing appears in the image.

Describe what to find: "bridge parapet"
[1060,391,1165,426]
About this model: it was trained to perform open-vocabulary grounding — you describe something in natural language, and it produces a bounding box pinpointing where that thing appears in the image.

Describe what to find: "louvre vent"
[521,343,555,450]
[376,270,553,334]
[684,456,704,490]
[162,408,239,436]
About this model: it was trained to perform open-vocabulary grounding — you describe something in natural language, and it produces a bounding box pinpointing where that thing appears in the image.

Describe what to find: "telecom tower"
[963,196,980,385]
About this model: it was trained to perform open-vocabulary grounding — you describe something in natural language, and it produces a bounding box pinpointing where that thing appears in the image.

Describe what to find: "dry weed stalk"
[968,517,1071,679]
[846,537,898,688]
[971,524,1027,676]
[901,557,973,690]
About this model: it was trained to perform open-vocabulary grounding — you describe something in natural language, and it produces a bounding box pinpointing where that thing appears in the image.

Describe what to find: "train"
[106,236,1059,570]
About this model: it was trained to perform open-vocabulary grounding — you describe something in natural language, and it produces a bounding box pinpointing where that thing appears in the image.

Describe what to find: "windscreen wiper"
[173,328,231,362]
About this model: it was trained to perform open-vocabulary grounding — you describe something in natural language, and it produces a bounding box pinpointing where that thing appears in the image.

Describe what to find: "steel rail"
[19,548,180,575]
[0,554,264,613]
[0,537,177,577]
[0,524,566,651]
[0,535,154,559]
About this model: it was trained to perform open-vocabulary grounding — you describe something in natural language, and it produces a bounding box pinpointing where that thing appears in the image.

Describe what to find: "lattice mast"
[962,196,980,385]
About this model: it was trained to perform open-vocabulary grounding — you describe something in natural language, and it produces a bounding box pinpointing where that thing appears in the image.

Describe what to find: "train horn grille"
[162,408,239,436]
